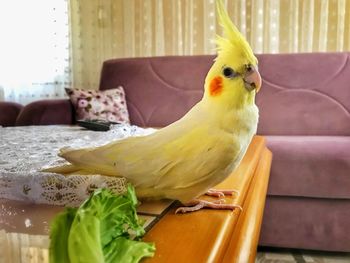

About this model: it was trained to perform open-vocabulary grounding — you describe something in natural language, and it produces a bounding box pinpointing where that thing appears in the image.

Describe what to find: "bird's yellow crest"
[215,0,257,65]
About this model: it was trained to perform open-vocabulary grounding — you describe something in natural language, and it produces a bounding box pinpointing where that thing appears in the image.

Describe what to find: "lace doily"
[0,124,156,206]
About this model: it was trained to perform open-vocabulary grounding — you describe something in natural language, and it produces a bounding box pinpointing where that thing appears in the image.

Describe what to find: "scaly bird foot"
[175,199,242,214]
[205,188,239,198]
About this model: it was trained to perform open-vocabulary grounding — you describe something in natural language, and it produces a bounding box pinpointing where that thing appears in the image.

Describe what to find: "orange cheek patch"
[209,76,223,96]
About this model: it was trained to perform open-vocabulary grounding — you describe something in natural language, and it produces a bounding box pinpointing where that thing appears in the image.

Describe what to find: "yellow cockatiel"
[45,0,262,213]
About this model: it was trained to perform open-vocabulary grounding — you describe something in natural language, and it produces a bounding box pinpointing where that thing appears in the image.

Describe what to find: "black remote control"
[76,120,122,131]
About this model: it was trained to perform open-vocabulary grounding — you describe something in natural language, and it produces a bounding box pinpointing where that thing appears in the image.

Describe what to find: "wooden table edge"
[222,148,272,263]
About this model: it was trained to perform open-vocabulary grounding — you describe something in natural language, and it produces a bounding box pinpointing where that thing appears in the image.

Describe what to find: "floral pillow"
[66,87,130,124]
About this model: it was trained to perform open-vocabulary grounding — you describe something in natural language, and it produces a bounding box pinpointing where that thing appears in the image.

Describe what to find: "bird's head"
[203,0,261,110]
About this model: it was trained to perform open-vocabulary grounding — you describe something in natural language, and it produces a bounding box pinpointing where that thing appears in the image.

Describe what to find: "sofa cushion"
[266,136,350,199]
[259,196,350,252]
[66,87,130,124]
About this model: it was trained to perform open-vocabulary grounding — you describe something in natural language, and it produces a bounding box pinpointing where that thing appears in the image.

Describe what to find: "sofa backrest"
[256,52,350,135]
[99,55,212,127]
[99,52,350,135]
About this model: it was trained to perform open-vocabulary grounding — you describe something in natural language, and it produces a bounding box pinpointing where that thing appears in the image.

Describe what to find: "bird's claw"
[205,188,239,198]
[175,199,242,214]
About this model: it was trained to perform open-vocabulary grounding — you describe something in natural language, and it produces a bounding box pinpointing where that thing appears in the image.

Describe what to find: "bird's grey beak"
[243,67,262,93]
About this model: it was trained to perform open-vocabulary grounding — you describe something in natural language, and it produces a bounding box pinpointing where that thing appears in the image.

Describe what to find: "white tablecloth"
[0,124,155,206]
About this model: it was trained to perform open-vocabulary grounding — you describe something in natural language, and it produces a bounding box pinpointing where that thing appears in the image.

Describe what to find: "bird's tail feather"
[58,146,119,176]
[41,164,80,174]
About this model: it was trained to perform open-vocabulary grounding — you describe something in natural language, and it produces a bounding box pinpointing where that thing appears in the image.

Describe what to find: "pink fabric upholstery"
[99,56,212,127]
[16,99,74,126]
[265,136,350,199]
[256,53,350,135]
[0,101,23,126]
[99,53,350,135]
[260,197,350,252]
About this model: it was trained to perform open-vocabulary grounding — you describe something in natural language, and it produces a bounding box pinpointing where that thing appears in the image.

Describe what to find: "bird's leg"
[175,199,242,214]
[205,188,239,198]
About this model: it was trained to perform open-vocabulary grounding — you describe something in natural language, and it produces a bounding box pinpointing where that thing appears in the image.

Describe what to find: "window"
[0,0,70,104]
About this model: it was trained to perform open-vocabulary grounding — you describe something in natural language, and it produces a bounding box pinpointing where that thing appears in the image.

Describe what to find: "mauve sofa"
[1,52,350,252]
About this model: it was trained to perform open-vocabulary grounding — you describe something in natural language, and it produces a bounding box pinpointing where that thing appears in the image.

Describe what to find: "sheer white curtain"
[0,0,71,105]
[69,0,350,91]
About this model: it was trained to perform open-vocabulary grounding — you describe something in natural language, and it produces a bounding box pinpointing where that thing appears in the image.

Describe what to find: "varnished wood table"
[143,136,272,263]
[0,136,271,263]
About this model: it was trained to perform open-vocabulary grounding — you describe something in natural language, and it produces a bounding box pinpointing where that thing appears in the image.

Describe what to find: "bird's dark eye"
[222,67,236,78]
[245,64,253,72]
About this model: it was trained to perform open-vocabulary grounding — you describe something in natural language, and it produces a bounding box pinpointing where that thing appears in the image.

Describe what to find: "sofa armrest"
[0,101,23,127]
[16,99,74,126]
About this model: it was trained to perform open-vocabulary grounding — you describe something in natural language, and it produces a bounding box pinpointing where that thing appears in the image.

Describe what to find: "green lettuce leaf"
[104,237,156,263]
[49,207,76,263]
[49,185,155,263]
